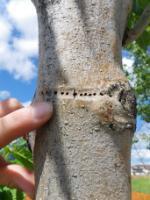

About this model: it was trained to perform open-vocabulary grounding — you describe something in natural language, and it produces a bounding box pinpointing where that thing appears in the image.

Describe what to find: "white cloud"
[13,38,38,57]
[0,42,37,81]
[122,57,134,74]
[6,0,38,39]
[23,101,31,107]
[132,119,150,165]
[122,56,136,87]
[0,16,12,41]
[0,90,11,100]
[0,0,38,82]
[132,149,150,161]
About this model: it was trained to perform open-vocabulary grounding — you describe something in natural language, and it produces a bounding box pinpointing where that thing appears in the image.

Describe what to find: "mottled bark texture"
[31,0,136,199]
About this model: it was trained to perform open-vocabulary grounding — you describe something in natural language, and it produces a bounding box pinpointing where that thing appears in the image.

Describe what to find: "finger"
[0,102,53,148]
[0,164,35,198]
[0,98,23,117]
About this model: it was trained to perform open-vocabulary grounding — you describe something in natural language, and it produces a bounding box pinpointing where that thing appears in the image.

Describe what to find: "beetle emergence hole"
[100,92,104,96]
[42,89,117,98]
[73,92,77,97]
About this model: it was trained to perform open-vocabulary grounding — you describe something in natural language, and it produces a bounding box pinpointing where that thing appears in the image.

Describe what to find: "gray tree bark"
[31,0,136,199]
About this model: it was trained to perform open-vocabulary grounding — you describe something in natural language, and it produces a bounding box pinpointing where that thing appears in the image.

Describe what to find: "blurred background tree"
[124,0,150,122]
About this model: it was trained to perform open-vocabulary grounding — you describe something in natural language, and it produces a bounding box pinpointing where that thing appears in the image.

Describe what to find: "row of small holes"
[59,91,104,96]
[42,91,107,97]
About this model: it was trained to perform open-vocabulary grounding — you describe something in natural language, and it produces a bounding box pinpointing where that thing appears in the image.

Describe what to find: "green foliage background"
[0,138,33,200]
[126,0,150,122]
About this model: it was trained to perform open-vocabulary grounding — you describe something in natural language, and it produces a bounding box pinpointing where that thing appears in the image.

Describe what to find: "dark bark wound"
[118,89,136,118]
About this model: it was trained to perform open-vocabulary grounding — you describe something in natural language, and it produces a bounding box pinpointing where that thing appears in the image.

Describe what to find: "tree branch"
[123,3,150,46]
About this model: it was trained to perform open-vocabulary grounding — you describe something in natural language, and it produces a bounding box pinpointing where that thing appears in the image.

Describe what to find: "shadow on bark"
[34,1,73,199]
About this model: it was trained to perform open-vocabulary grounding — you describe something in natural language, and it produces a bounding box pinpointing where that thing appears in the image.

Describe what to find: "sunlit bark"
[31,0,136,199]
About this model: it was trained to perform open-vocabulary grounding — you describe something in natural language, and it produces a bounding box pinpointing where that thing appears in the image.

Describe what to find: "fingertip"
[1,164,35,198]
[0,101,53,148]
[8,98,23,109]
[31,102,53,122]
[0,98,23,117]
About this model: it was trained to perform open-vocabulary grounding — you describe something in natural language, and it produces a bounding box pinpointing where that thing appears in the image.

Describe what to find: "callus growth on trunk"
[31,0,136,199]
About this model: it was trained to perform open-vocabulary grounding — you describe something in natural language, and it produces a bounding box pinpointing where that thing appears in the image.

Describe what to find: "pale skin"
[0,98,53,198]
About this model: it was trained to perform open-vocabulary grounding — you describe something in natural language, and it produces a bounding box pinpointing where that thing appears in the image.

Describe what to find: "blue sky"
[0,0,149,165]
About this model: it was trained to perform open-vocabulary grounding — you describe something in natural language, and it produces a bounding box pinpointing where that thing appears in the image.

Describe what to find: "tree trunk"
[31,0,136,199]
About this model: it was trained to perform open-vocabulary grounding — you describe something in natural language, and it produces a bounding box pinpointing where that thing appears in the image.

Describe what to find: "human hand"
[0,98,53,198]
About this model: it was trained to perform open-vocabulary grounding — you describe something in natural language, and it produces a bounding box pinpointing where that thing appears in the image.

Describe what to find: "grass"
[132,176,150,194]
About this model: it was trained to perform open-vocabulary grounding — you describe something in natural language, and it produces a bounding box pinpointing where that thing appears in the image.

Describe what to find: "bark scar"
[39,83,136,132]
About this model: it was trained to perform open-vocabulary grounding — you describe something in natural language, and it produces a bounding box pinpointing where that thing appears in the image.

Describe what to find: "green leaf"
[0,187,25,200]
[0,138,33,170]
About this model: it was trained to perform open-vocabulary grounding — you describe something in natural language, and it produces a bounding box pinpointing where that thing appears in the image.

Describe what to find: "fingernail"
[32,102,53,120]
